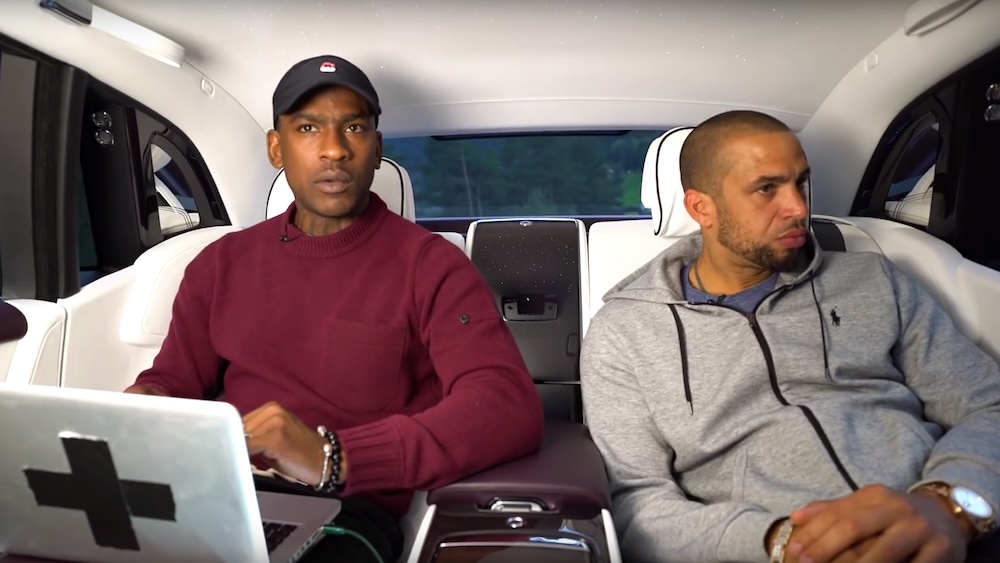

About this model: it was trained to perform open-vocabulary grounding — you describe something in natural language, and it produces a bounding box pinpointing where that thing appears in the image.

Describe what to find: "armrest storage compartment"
[410,421,618,563]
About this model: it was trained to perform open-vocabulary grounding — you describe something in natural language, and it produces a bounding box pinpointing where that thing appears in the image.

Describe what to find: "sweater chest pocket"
[323,319,405,413]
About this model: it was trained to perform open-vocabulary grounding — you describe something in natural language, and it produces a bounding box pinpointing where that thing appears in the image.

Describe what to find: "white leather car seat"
[587,127,698,320]
[883,165,934,226]
[843,216,1000,361]
[0,299,64,386]
[119,226,241,371]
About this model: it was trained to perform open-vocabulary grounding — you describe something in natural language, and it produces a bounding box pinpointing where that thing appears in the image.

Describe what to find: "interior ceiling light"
[39,0,185,68]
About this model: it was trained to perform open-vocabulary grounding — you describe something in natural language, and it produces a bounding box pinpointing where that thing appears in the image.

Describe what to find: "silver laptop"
[0,384,341,563]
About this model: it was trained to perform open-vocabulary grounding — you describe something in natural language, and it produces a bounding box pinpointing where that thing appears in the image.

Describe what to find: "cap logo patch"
[319,61,337,73]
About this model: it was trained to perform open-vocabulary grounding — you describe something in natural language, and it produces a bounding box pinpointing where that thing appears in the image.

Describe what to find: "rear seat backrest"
[843,216,1000,361]
[810,215,882,254]
[1,299,64,387]
[465,218,589,422]
[119,226,242,370]
[807,214,999,362]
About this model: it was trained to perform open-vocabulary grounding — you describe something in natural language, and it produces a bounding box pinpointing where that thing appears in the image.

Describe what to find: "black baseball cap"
[271,55,381,128]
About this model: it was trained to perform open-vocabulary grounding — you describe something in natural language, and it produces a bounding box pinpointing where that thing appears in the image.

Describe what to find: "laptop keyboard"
[262,521,299,553]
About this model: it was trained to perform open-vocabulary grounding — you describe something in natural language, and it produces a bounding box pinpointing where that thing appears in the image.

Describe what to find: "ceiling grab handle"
[903,0,983,36]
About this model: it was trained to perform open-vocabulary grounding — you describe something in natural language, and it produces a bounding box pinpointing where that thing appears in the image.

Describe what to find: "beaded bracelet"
[315,425,343,494]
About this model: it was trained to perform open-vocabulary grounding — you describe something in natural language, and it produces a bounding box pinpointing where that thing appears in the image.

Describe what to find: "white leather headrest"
[640,127,701,238]
[265,157,416,221]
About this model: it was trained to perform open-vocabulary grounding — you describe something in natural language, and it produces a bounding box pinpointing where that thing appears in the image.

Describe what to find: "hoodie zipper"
[694,289,859,492]
[744,305,859,492]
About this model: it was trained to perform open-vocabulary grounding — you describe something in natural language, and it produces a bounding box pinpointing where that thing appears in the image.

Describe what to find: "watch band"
[769,519,795,563]
[910,481,996,540]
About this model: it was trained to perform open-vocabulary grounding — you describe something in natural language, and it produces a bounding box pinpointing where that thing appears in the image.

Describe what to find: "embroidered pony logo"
[830,307,841,327]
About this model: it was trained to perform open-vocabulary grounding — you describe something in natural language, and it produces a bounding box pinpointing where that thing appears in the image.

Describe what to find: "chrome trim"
[38,0,93,25]
[602,509,623,563]
[437,537,592,552]
[404,503,437,563]
[488,498,546,512]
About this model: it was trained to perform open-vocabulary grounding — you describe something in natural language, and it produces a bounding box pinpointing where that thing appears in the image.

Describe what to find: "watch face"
[953,487,994,519]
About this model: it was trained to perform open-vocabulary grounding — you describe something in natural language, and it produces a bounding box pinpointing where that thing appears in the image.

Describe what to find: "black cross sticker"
[23,436,176,550]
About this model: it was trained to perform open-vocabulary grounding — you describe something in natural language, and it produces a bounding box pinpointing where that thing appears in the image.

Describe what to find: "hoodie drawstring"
[668,304,693,415]
[809,278,832,380]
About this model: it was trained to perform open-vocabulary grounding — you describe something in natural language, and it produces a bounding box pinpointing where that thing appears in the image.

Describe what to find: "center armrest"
[427,420,610,514]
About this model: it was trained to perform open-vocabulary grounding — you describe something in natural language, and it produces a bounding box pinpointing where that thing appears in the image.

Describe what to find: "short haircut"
[679,110,791,195]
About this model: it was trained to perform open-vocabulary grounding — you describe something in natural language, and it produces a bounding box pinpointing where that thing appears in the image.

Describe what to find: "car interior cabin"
[1,0,1000,562]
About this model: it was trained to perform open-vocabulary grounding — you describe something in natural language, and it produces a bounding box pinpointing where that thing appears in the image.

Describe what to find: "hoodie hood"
[603,229,825,306]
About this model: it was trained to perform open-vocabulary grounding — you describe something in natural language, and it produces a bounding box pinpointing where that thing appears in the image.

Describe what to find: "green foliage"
[383,131,663,218]
[617,172,643,209]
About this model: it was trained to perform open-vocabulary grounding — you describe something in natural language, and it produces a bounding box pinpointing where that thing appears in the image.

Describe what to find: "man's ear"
[684,189,716,229]
[266,129,283,169]
[374,131,383,168]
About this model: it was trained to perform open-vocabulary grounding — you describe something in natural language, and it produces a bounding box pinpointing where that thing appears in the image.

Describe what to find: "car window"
[383,131,663,218]
[883,121,939,227]
[77,83,225,287]
[0,48,37,299]
[852,44,1000,270]
[150,141,201,236]
[77,167,100,286]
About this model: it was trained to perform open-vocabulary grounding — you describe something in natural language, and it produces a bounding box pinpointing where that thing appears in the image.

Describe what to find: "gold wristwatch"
[911,481,997,540]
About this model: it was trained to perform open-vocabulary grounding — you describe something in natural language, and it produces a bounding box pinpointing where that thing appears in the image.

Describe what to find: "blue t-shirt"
[681,264,778,314]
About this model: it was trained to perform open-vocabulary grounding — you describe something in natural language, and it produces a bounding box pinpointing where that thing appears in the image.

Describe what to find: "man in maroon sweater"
[126,55,544,562]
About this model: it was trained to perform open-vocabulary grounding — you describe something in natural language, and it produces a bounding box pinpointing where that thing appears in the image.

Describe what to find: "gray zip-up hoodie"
[581,231,1000,563]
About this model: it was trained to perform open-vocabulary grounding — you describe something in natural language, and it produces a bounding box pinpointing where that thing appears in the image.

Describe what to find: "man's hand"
[124,385,167,396]
[783,484,967,563]
[767,515,879,563]
[243,401,331,487]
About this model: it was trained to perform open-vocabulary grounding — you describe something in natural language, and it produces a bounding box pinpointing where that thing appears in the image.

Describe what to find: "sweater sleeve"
[130,242,225,399]
[336,236,544,494]
[581,309,780,563]
[880,256,1000,510]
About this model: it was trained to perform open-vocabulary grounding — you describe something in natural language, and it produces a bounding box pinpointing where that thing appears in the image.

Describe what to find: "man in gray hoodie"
[581,111,1000,563]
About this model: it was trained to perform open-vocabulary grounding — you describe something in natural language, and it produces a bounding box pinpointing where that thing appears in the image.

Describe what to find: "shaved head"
[679,111,792,195]
[680,111,810,275]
